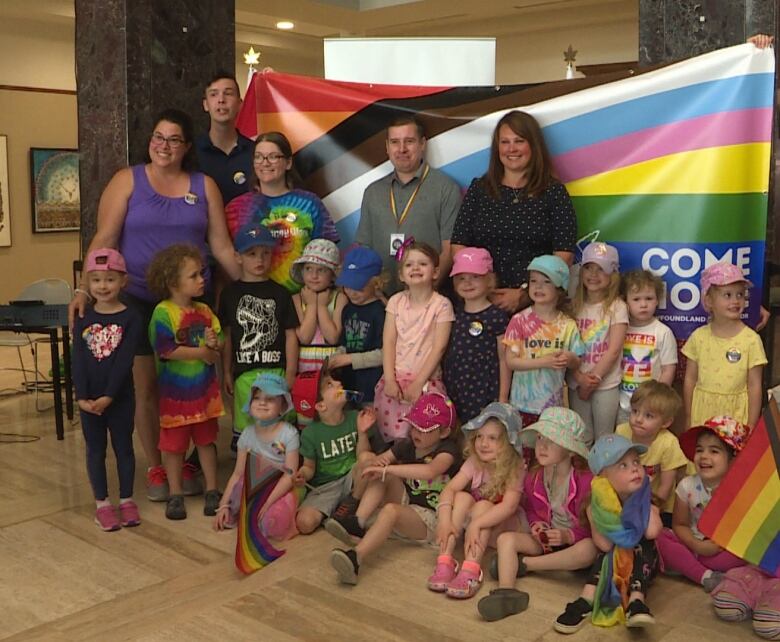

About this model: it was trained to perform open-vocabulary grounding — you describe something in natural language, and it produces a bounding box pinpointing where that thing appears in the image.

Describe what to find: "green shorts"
[232,368,294,433]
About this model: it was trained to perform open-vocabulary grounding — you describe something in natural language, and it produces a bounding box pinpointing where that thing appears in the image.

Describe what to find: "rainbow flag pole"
[234,456,286,575]
[698,396,780,576]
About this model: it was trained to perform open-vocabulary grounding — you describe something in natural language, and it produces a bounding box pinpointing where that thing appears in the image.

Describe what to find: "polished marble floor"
[0,345,768,641]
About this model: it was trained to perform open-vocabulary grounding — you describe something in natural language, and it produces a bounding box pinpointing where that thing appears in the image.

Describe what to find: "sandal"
[446,560,484,599]
[427,555,458,592]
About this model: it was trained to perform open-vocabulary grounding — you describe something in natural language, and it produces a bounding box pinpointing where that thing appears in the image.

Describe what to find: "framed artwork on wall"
[30,147,80,233]
[0,135,10,247]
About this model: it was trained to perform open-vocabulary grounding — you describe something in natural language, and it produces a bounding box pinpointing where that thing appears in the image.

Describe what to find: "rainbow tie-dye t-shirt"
[570,299,629,390]
[149,300,225,429]
[503,308,585,414]
[224,189,339,292]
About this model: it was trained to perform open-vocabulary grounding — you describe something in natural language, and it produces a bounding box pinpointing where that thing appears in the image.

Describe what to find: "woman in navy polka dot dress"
[450,110,577,313]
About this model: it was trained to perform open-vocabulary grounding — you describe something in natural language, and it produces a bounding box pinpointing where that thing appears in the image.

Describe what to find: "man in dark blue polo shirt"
[195,71,254,206]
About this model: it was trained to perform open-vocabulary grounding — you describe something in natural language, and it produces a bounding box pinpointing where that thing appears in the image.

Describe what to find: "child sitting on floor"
[615,380,689,526]
[214,373,302,539]
[479,407,596,621]
[293,363,377,534]
[657,416,748,591]
[325,392,462,585]
[430,402,525,600]
[554,434,663,634]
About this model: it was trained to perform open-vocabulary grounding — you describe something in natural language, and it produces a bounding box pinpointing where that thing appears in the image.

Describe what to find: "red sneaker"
[146,465,169,502]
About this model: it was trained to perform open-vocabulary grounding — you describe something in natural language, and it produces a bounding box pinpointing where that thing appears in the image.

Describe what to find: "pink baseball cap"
[85,248,127,273]
[700,262,752,297]
[581,242,619,275]
[450,247,493,276]
[406,392,455,433]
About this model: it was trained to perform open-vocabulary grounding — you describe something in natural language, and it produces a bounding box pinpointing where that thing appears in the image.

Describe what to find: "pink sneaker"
[446,561,484,599]
[119,500,141,527]
[95,505,121,531]
[428,555,458,592]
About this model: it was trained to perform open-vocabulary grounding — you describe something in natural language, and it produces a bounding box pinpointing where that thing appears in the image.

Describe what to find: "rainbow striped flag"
[238,43,774,340]
[698,403,780,576]
[234,456,285,575]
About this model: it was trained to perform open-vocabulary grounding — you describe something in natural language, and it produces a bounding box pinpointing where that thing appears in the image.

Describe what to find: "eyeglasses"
[150,132,186,148]
[253,153,286,164]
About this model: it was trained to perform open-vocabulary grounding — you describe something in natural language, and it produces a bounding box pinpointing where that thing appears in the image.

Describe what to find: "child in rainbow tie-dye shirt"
[147,244,225,521]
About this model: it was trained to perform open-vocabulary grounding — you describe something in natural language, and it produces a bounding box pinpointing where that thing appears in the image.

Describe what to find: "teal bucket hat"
[519,407,591,459]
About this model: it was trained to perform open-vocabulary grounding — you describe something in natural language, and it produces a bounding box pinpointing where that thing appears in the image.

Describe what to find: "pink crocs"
[95,505,121,531]
[427,555,458,592]
[446,560,484,599]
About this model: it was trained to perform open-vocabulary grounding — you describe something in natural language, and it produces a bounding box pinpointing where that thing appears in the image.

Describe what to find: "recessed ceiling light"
[276,21,294,30]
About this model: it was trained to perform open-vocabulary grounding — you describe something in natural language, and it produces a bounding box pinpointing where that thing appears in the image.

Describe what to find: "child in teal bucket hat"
[213,373,303,539]
[479,407,597,621]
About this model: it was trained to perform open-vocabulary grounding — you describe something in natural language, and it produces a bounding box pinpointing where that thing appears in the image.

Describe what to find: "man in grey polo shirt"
[356,116,462,294]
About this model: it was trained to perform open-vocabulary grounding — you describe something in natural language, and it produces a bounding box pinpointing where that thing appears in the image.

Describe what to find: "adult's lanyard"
[390,164,430,227]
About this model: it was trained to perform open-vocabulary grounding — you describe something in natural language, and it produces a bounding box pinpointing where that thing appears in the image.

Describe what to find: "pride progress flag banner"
[238,43,775,339]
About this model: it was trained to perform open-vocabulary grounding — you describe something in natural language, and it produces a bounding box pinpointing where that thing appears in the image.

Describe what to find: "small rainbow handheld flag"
[235,455,286,575]
[699,401,780,576]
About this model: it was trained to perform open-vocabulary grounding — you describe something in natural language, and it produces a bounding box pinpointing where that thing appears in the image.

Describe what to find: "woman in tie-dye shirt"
[567,242,628,444]
[224,132,339,293]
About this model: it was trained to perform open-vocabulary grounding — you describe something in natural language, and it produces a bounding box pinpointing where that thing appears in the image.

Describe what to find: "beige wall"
[0,90,79,302]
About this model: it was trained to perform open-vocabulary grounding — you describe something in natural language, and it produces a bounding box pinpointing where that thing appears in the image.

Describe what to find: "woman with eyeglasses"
[224,132,340,292]
[70,108,240,503]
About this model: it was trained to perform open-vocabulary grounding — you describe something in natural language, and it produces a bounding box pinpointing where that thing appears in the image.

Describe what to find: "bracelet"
[216,505,229,512]
[74,288,93,303]
[381,464,388,483]
[437,502,452,512]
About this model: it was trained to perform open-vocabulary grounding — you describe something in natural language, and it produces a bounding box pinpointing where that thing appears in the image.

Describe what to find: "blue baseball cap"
[588,434,648,475]
[335,246,383,290]
[234,222,277,254]
[462,402,523,454]
[242,372,292,414]
[527,254,570,290]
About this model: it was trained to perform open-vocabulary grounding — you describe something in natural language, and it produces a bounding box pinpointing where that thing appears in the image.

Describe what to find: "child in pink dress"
[374,241,454,443]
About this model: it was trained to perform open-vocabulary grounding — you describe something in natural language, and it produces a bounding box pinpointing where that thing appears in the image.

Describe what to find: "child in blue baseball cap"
[328,246,386,404]
[554,434,662,634]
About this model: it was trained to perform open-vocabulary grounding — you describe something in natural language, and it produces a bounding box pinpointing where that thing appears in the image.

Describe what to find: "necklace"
[510,186,524,204]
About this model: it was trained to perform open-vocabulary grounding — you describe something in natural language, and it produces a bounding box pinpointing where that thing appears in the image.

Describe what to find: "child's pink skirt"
[373,372,447,443]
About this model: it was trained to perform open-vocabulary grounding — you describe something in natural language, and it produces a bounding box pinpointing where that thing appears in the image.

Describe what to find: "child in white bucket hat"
[291,238,348,379]
[479,407,597,621]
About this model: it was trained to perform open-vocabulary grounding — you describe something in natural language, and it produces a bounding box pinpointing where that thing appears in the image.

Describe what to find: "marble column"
[75,0,235,249]
[640,0,780,264]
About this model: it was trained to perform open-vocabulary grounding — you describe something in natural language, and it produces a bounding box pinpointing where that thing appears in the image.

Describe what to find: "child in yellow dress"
[682,262,766,428]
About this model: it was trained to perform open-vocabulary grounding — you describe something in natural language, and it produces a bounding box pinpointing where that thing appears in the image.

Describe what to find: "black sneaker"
[324,515,365,547]
[203,489,222,516]
[554,597,592,634]
[477,588,530,622]
[165,494,187,520]
[626,599,655,628]
[230,432,239,459]
[330,548,359,585]
[332,495,358,519]
[488,553,527,581]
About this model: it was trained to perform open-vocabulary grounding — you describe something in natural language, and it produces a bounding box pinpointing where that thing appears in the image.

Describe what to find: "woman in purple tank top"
[69,109,240,501]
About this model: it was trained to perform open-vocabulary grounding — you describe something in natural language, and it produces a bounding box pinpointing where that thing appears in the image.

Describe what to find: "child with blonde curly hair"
[147,244,224,521]
[429,402,525,600]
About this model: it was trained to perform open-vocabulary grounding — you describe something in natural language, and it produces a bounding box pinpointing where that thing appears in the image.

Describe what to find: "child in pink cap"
[72,248,143,531]
[657,416,748,591]
[325,392,461,585]
[443,247,510,422]
[682,262,766,428]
